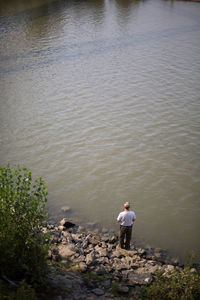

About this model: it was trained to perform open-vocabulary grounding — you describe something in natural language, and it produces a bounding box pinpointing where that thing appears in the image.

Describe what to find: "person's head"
[124,202,130,210]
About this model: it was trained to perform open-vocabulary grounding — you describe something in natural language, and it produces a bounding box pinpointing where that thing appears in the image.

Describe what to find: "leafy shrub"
[0,280,37,300]
[144,266,200,300]
[0,166,49,285]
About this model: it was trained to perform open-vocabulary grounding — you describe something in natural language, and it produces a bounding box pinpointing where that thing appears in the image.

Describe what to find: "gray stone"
[50,274,73,290]
[96,266,107,275]
[61,206,71,213]
[101,279,111,289]
[118,285,129,293]
[92,288,104,296]
[128,272,152,285]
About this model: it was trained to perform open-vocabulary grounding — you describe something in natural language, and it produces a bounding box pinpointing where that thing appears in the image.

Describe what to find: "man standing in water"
[117,202,136,250]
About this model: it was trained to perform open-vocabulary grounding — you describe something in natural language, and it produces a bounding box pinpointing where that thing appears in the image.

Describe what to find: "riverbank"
[41,217,191,300]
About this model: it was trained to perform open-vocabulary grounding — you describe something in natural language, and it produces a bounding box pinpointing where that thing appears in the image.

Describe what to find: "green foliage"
[15,280,37,300]
[111,282,120,296]
[83,271,110,282]
[143,267,200,300]
[0,280,37,300]
[0,166,49,285]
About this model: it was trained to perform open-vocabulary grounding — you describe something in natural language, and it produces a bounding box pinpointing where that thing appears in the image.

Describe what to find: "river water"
[0,0,200,262]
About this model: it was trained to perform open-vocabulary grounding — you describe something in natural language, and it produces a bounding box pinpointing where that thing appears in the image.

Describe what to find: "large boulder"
[58,244,77,258]
[127,271,152,285]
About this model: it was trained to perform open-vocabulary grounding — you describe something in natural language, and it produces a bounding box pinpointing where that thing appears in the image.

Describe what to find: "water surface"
[0,0,200,262]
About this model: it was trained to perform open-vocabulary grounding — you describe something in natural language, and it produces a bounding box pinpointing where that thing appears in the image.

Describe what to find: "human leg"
[125,226,132,250]
[119,225,126,248]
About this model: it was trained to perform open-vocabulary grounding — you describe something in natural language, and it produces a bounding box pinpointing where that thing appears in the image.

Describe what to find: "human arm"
[117,212,122,223]
[132,211,136,222]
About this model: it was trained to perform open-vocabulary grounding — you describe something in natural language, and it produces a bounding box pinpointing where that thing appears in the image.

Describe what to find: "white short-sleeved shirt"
[117,211,136,226]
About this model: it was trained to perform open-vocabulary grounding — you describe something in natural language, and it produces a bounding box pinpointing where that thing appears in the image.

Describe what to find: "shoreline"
[42,217,191,299]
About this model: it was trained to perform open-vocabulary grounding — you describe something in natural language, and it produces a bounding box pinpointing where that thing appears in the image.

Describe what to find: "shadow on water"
[0,0,105,33]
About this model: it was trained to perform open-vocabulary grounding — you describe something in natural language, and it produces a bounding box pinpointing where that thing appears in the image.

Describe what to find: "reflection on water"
[0,0,200,263]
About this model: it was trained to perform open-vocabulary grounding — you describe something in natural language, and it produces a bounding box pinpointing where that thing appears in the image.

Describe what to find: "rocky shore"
[40,217,187,300]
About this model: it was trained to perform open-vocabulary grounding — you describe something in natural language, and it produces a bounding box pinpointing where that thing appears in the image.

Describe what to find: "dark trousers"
[119,225,132,250]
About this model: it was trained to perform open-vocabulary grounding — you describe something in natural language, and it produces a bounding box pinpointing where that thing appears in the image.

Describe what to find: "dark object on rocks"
[60,218,75,229]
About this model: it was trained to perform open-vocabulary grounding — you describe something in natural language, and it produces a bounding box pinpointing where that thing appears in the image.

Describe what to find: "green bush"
[0,279,37,300]
[0,166,49,285]
[144,266,200,300]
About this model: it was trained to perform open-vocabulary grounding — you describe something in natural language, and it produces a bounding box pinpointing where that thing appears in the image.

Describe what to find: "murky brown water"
[0,0,200,262]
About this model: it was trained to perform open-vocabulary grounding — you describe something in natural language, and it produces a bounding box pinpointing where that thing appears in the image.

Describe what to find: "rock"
[71,233,83,243]
[96,266,107,275]
[100,242,107,248]
[51,248,60,261]
[88,235,100,246]
[86,251,95,265]
[109,235,118,244]
[118,285,129,293]
[58,225,64,231]
[101,235,109,243]
[116,247,137,257]
[49,274,73,290]
[163,264,175,276]
[137,248,145,256]
[96,257,109,265]
[112,250,122,258]
[79,262,87,272]
[145,265,161,274]
[58,244,77,258]
[96,248,108,257]
[127,272,152,285]
[107,243,115,250]
[101,227,108,233]
[60,218,75,229]
[92,288,104,296]
[82,240,89,249]
[190,268,197,273]
[121,270,130,280]
[61,206,71,213]
[75,255,85,262]
[42,227,48,233]
[101,279,111,289]
[115,263,128,271]
[77,226,85,233]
